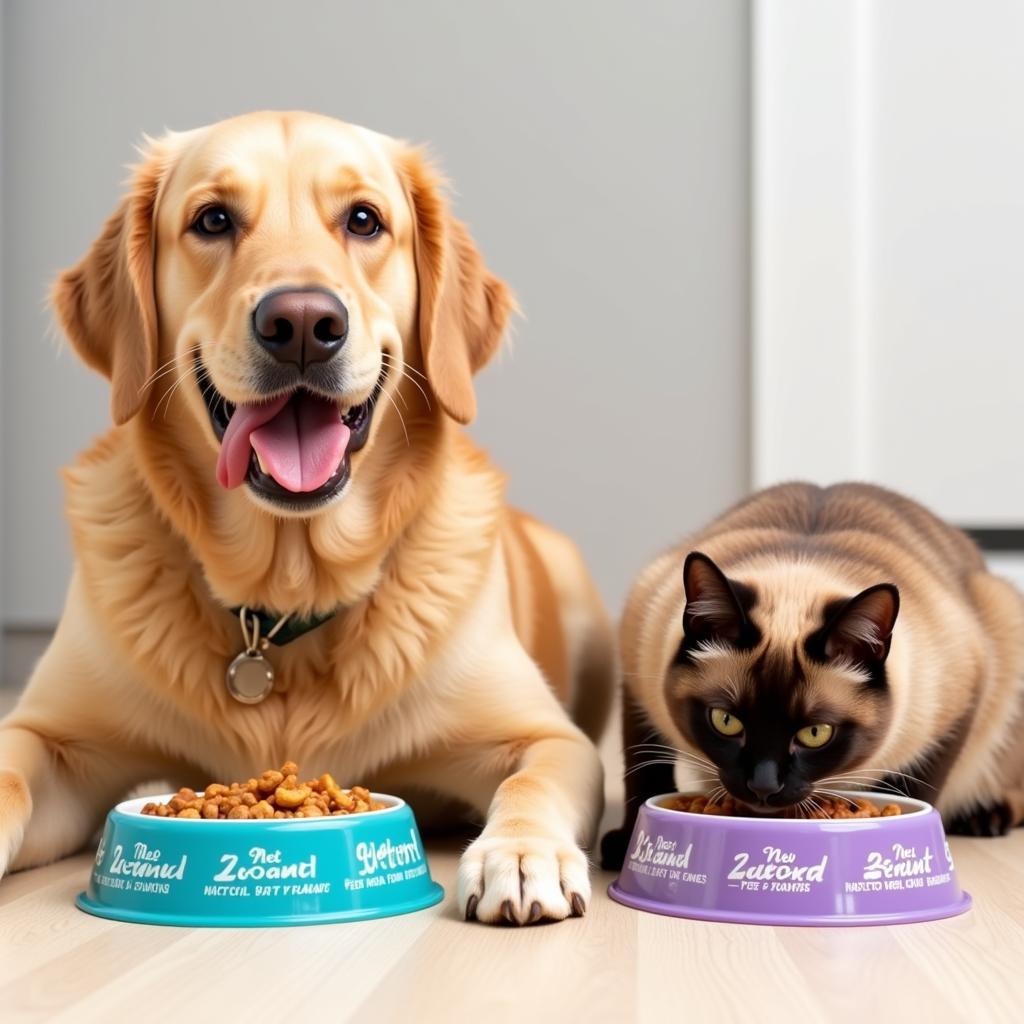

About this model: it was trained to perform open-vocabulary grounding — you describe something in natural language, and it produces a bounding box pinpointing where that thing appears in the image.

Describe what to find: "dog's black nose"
[252,288,348,369]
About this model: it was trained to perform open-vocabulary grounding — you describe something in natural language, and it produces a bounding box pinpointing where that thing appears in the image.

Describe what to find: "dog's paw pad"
[457,834,591,926]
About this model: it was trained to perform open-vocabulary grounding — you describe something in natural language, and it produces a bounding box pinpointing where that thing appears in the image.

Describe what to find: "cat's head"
[665,551,900,812]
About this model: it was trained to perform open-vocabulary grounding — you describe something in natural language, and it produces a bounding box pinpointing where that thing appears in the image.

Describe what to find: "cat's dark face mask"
[666,551,898,812]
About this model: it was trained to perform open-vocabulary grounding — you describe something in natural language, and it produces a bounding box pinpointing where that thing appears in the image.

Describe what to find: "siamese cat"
[602,482,1024,869]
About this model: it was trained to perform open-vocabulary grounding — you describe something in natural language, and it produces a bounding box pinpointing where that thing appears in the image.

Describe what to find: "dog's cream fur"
[0,112,614,924]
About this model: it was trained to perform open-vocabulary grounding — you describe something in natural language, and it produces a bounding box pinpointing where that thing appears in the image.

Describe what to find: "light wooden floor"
[2,683,1024,1022]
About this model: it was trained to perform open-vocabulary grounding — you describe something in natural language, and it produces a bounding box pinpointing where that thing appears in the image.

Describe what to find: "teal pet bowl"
[76,792,444,927]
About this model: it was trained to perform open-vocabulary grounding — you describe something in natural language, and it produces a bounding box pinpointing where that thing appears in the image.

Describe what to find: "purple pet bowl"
[609,791,971,926]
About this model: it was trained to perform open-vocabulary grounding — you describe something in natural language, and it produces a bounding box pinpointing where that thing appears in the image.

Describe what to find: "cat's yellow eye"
[795,723,834,748]
[709,707,744,737]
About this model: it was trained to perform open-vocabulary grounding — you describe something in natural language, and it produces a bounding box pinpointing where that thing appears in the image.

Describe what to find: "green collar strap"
[230,605,338,647]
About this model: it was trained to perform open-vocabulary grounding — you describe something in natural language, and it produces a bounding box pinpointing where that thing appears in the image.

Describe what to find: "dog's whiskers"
[381,352,431,409]
[139,348,195,395]
[376,386,410,447]
[154,363,198,421]
[381,351,429,384]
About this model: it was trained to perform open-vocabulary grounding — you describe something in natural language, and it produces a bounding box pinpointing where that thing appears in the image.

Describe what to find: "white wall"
[0,2,5,666]
[754,0,1024,527]
[0,0,751,626]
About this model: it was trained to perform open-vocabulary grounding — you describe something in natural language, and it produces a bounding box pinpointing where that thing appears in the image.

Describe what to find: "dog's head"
[53,111,513,515]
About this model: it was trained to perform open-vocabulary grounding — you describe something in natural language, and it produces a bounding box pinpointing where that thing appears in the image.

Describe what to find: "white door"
[753,0,1024,542]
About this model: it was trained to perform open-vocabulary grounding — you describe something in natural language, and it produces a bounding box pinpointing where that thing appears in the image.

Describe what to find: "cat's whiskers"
[816,779,906,799]
[822,765,934,791]
[626,742,682,755]
[816,770,924,798]
[813,787,857,804]
[623,758,716,783]
[804,793,825,818]
[704,786,728,807]
[626,743,718,774]
[792,796,817,819]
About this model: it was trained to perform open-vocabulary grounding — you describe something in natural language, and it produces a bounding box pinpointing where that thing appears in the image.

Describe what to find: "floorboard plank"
[2,666,1023,1021]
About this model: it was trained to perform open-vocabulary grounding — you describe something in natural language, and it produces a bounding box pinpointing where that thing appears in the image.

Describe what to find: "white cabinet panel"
[755,0,1024,525]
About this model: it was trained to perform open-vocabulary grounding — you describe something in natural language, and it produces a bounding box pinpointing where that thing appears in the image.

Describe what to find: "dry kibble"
[330,787,354,811]
[140,763,386,820]
[274,784,311,809]
[665,792,903,819]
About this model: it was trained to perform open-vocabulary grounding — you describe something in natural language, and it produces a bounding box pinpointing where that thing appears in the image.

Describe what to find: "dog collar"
[224,604,339,704]
[228,605,338,647]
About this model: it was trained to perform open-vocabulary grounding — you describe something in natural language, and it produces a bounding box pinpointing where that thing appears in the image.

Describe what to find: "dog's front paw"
[457,834,591,925]
[947,800,1015,837]
[0,769,32,879]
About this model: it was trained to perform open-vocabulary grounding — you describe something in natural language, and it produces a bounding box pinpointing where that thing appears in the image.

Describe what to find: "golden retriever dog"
[0,111,614,924]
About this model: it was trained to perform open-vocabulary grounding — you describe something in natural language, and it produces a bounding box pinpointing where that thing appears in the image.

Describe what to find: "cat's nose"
[747,760,784,800]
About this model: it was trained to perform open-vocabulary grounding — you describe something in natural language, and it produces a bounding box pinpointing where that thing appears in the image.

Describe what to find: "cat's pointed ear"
[682,552,751,645]
[821,584,900,666]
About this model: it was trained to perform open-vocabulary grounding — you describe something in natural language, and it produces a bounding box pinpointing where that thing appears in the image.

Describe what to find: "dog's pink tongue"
[215,393,351,493]
[250,395,351,492]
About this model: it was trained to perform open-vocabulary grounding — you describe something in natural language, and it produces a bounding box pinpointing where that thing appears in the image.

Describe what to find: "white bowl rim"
[647,788,932,821]
[114,791,406,822]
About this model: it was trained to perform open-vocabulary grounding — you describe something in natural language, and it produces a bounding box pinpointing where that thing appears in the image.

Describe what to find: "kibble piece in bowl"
[663,793,902,819]
[140,762,388,819]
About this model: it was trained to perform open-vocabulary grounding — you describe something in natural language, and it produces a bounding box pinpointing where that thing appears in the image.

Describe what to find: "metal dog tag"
[226,649,275,704]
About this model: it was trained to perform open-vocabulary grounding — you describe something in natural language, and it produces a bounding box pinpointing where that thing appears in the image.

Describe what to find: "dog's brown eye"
[193,206,233,237]
[346,204,381,237]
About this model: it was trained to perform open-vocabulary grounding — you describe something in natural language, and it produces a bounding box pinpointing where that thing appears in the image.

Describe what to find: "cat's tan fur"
[612,483,1024,849]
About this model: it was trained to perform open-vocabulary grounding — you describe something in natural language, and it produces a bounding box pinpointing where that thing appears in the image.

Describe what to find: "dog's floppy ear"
[51,138,174,425]
[397,147,514,424]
